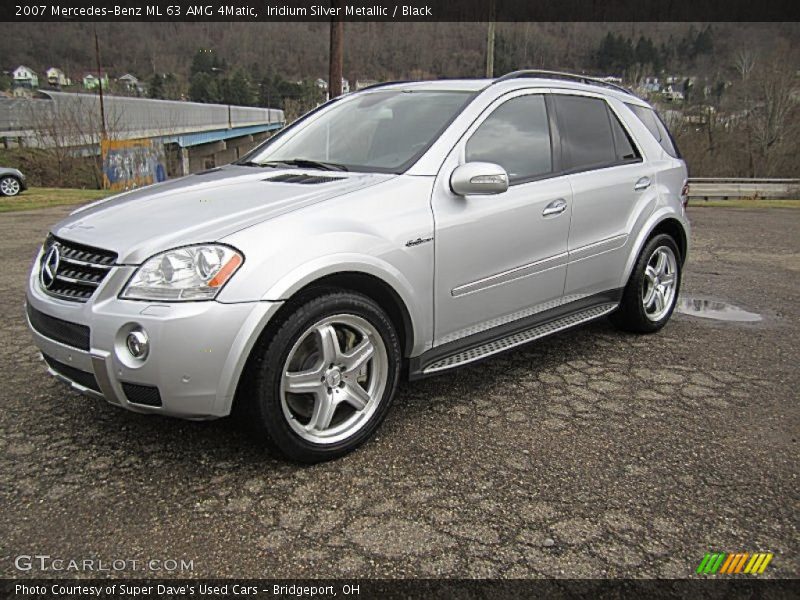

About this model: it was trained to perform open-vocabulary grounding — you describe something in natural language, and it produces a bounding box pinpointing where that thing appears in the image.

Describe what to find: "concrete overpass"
[0,91,285,175]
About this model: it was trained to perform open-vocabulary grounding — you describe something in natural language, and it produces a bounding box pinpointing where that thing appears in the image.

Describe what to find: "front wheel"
[0,176,21,197]
[247,291,401,463]
[611,234,681,333]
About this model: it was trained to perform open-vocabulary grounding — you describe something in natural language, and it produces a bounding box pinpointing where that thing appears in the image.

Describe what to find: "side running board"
[422,303,618,375]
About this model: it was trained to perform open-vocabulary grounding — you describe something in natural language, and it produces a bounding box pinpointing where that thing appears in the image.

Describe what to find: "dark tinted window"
[609,110,640,161]
[466,95,552,183]
[554,95,618,170]
[626,103,681,158]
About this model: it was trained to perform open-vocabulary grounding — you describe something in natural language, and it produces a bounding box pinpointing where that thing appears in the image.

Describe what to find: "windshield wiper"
[238,158,349,171]
[266,158,349,172]
[238,160,280,168]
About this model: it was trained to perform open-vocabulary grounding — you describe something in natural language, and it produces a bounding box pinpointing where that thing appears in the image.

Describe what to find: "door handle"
[634,176,652,191]
[542,198,568,217]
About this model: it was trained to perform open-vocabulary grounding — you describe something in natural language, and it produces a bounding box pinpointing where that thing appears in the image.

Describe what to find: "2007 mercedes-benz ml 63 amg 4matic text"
[26,71,689,462]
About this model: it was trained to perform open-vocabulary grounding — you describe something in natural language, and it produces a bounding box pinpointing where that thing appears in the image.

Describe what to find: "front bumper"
[26,252,280,419]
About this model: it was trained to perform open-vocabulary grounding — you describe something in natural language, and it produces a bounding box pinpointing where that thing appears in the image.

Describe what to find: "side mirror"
[450,162,509,196]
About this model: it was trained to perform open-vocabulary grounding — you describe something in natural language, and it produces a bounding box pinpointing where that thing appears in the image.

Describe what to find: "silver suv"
[26,71,689,462]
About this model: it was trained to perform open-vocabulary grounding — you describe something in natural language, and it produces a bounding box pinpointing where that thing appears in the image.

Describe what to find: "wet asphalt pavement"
[1,205,797,579]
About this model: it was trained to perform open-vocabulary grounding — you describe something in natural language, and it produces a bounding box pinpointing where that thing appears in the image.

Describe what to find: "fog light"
[126,329,149,360]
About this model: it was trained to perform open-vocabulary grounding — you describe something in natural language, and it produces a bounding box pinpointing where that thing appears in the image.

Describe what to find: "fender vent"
[264,173,344,185]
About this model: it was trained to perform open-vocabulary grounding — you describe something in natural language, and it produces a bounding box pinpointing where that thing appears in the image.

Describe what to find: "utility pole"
[485,0,496,78]
[328,1,343,99]
[94,26,107,140]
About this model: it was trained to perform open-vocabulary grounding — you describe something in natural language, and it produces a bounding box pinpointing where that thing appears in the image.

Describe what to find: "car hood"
[50,165,394,264]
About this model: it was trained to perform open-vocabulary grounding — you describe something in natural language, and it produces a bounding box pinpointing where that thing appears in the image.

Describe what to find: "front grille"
[27,303,90,351]
[121,382,162,407]
[42,353,100,392]
[40,235,118,302]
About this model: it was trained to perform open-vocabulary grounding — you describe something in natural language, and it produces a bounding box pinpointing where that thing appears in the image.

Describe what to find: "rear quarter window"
[626,103,681,158]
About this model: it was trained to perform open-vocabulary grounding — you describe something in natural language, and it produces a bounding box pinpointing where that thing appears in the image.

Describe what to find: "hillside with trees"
[2,22,798,179]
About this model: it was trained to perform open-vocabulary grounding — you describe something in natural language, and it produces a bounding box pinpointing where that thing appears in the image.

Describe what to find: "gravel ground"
[1,206,797,579]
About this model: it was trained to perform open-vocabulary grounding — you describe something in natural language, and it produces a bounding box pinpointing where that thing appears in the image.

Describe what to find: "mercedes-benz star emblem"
[40,245,60,290]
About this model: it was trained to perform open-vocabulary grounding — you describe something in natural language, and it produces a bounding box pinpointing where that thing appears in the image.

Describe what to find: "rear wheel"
[0,176,21,197]
[247,291,401,463]
[611,234,681,333]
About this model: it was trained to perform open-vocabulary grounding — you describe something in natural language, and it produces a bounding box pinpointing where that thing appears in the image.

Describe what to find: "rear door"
[551,92,657,299]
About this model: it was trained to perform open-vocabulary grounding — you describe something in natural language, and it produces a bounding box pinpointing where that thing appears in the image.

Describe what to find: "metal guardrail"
[687,178,800,200]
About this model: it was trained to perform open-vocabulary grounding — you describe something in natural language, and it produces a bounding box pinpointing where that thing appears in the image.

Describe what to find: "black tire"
[0,176,22,197]
[611,233,682,334]
[245,291,401,463]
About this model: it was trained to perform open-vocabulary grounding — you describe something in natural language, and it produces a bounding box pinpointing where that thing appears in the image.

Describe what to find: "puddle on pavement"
[676,297,762,322]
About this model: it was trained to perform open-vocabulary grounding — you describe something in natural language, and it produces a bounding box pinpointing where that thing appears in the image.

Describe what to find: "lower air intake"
[121,382,162,407]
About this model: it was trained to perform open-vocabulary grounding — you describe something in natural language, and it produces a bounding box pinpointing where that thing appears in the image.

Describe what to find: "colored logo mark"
[696,552,774,575]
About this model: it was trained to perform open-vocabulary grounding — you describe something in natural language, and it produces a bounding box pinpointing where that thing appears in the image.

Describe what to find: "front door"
[431,91,572,346]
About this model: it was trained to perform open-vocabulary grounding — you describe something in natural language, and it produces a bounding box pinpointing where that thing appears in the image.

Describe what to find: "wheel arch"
[228,268,417,418]
[649,217,688,264]
[282,271,415,358]
[620,211,690,289]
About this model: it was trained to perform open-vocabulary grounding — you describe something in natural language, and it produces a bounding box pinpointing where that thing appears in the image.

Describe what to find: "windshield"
[245,90,474,173]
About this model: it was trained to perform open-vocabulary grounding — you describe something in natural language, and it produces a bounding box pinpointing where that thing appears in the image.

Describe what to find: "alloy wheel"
[642,245,678,322]
[0,177,21,196]
[279,314,388,444]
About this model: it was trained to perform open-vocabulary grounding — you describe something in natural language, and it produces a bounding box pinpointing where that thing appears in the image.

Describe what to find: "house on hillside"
[662,85,684,102]
[118,73,142,93]
[355,79,378,91]
[643,76,661,93]
[316,77,350,95]
[46,67,70,87]
[83,73,110,90]
[12,65,38,88]
[12,86,34,98]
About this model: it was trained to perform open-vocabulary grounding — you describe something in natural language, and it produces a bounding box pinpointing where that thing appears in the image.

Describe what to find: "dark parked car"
[0,167,27,197]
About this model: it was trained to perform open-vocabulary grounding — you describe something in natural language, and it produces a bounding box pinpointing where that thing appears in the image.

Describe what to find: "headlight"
[121,245,243,301]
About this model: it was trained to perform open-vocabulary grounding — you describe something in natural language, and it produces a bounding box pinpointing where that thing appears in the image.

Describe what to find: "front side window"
[246,90,473,173]
[553,95,619,171]
[465,95,553,184]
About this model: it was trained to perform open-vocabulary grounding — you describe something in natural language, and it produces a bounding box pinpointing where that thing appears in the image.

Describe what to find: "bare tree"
[734,49,756,81]
[744,57,798,176]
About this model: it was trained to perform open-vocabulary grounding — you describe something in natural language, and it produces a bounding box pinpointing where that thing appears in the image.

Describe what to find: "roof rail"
[492,70,634,95]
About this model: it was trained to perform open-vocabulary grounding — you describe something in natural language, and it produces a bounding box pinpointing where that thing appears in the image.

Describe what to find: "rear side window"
[608,111,639,161]
[553,95,620,171]
[626,103,681,158]
[466,95,552,184]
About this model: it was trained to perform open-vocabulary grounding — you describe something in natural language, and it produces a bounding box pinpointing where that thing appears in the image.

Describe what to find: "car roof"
[361,75,649,107]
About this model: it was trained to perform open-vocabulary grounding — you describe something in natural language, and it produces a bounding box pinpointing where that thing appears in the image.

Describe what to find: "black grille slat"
[41,235,117,302]
[60,255,112,269]
[56,272,101,286]
[27,304,90,350]
[121,383,162,407]
[42,354,100,392]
